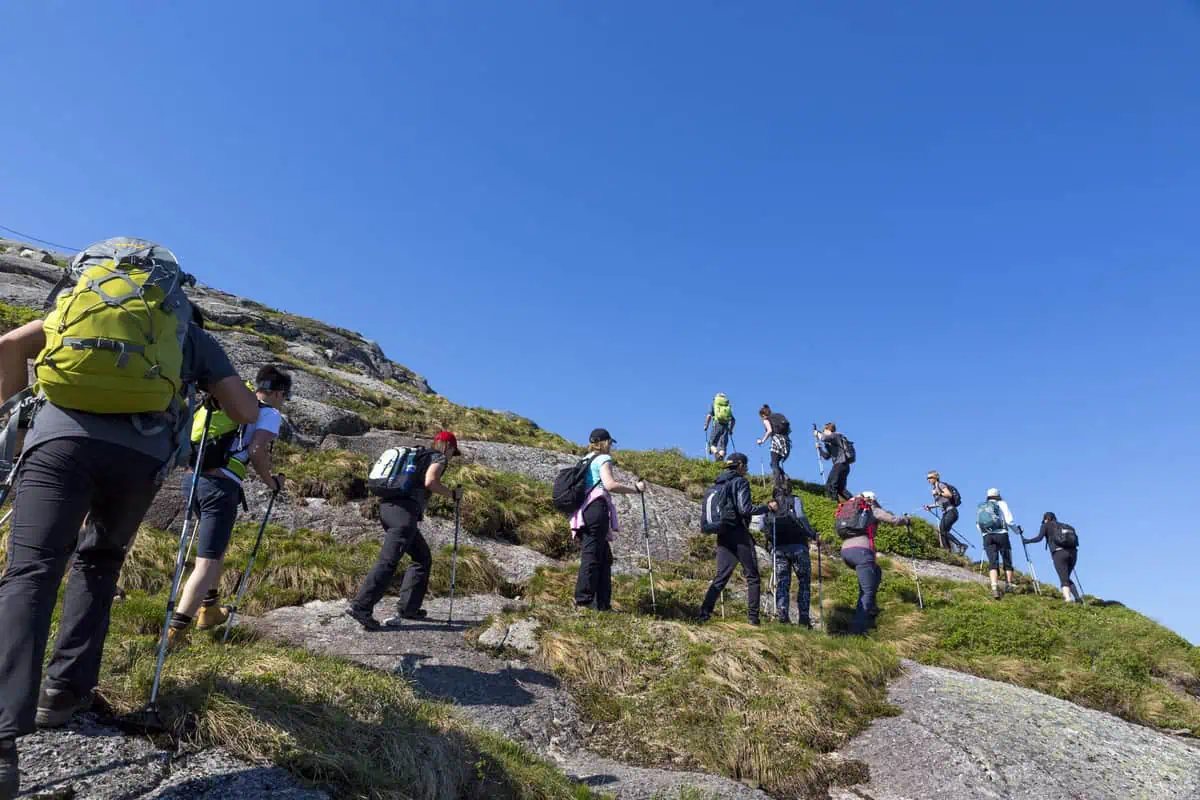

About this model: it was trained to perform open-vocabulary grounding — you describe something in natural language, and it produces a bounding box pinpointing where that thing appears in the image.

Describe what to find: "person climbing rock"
[977,488,1016,599]
[570,428,645,611]
[698,453,777,626]
[346,431,462,630]
[167,365,291,646]
[838,491,906,635]
[815,422,853,501]
[923,471,962,551]
[766,480,819,626]
[756,405,792,484]
[0,239,256,800]
[703,393,735,462]
[1022,512,1081,603]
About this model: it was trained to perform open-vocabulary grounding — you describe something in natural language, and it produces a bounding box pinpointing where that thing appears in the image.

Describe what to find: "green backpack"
[35,238,192,415]
[712,393,733,424]
[190,382,258,480]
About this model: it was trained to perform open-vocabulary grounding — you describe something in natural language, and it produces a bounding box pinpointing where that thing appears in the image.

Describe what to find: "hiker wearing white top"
[977,488,1016,599]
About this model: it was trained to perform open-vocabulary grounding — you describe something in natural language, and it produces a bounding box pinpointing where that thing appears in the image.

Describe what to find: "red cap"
[433,430,460,456]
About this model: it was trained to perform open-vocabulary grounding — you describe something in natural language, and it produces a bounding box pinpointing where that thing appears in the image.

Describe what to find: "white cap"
[862,490,877,501]
[987,488,1001,499]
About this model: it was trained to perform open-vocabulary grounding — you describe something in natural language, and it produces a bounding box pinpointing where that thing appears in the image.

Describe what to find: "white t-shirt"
[221,405,282,484]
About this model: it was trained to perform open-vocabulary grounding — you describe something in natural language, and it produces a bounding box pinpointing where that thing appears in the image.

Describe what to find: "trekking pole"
[448,492,461,625]
[0,508,10,528]
[141,407,212,727]
[812,424,824,479]
[640,490,656,612]
[905,519,924,610]
[815,538,823,627]
[223,487,278,644]
[1072,568,1086,605]
[1017,527,1042,596]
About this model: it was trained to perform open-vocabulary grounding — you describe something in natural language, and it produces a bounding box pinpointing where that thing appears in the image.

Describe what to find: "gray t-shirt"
[24,325,237,462]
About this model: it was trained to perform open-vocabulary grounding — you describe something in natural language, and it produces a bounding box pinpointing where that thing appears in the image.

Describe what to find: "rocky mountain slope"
[0,240,1197,800]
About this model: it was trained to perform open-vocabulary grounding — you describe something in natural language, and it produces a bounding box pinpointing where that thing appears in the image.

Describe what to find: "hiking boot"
[696,612,712,624]
[992,587,1002,600]
[797,617,812,629]
[166,626,190,649]
[344,606,380,631]
[382,608,428,628]
[195,605,230,630]
[747,618,760,627]
[0,739,17,800]
[35,687,91,729]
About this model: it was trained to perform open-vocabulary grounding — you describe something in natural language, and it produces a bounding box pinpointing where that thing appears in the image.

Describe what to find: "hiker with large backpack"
[703,392,735,462]
[837,491,907,634]
[766,479,820,627]
[346,431,462,630]
[814,422,854,501]
[976,488,1016,600]
[0,239,257,800]
[563,429,646,611]
[1022,512,1082,603]
[923,470,962,551]
[756,405,791,485]
[697,453,777,625]
[166,365,291,646]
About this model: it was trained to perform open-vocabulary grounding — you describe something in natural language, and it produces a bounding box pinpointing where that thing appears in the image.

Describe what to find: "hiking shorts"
[983,532,1013,571]
[181,473,242,559]
[708,423,731,451]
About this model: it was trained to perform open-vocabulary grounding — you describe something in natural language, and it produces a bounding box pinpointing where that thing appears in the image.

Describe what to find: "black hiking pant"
[825,462,850,501]
[1051,547,1078,588]
[700,527,760,624]
[352,499,431,616]
[938,507,959,549]
[574,501,613,610]
[983,532,1013,571]
[841,546,881,635]
[0,438,161,740]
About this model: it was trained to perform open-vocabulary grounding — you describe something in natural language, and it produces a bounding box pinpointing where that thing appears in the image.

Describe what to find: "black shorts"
[181,473,241,559]
[983,532,1013,571]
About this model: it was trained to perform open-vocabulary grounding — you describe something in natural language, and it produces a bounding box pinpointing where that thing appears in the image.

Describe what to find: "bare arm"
[704,413,712,430]
[599,461,645,494]
[425,459,454,498]
[209,376,260,425]
[0,320,45,402]
[246,429,280,490]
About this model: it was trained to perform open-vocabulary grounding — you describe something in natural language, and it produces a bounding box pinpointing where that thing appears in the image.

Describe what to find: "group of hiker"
[694,394,1085,632]
[0,239,1087,799]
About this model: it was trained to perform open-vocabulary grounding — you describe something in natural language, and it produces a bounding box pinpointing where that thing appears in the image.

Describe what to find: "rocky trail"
[828,661,1200,800]
[248,594,770,800]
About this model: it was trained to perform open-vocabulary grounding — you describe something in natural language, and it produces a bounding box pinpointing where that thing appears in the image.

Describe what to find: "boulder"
[284,397,370,438]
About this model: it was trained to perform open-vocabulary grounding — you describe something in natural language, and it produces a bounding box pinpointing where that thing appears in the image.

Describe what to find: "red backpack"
[835,497,875,539]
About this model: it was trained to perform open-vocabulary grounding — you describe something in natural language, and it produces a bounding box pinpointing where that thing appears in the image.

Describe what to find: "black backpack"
[701,481,739,533]
[946,483,962,507]
[552,455,597,515]
[840,435,856,464]
[769,413,791,436]
[1052,522,1079,549]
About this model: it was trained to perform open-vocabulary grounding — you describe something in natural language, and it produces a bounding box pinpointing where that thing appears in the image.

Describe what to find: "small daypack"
[976,500,1006,533]
[189,382,260,479]
[701,481,739,533]
[35,238,192,415]
[368,446,434,499]
[840,435,857,464]
[712,393,733,424]
[835,498,875,539]
[1052,522,1079,549]
[769,413,791,436]
[552,455,598,514]
[946,483,962,507]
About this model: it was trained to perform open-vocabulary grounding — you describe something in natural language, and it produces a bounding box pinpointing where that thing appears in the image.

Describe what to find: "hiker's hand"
[923,504,933,511]
[756,438,764,446]
[452,486,464,502]
[202,394,222,411]
[634,480,647,494]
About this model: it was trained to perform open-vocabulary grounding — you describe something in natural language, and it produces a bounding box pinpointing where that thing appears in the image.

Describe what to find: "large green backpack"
[35,238,192,415]
[712,393,733,424]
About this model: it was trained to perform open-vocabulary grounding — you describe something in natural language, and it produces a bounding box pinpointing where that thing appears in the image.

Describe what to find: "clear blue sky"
[3,1,1197,643]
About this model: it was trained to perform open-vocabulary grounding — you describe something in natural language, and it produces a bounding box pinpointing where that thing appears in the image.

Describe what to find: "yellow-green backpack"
[35,238,192,415]
[189,381,258,480]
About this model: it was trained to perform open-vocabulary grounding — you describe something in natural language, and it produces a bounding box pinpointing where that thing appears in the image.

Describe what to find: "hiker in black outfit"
[698,453,777,625]
[756,405,791,485]
[814,422,851,501]
[569,428,646,611]
[923,470,960,551]
[346,431,463,630]
[1022,512,1081,603]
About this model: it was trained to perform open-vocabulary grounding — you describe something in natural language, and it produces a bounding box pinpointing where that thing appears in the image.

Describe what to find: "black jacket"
[715,469,768,532]
[1024,517,1073,553]
[766,495,819,548]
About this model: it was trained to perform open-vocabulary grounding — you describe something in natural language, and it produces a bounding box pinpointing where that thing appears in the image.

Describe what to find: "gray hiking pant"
[773,543,811,624]
[700,527,760,624]
[0,438,161,740]
[841,546,882,635]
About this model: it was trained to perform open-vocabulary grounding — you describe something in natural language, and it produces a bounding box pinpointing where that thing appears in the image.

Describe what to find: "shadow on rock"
[397,653,559,708]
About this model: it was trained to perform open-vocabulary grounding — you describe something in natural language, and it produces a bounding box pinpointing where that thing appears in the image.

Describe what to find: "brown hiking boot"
[195,605,230,630]
[167,627,189,649]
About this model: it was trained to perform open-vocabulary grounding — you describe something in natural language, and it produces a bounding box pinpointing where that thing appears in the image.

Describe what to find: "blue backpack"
[976,500,1007,533]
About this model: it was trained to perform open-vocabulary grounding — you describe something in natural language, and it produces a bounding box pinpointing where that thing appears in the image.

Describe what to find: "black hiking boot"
[35,686,91,729]
[344,605,380,631]
[797,617,812,629]
[382,609,428,627]
[696,612,712,624]
[0,739,17,800]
